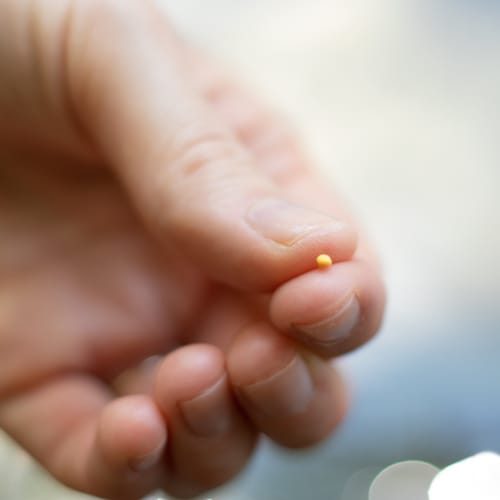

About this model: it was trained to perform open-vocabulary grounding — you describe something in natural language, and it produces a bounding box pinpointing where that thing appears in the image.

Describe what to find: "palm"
[0,157,212,388]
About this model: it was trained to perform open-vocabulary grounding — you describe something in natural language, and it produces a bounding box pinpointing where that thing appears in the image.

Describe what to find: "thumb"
[68,0,356,291]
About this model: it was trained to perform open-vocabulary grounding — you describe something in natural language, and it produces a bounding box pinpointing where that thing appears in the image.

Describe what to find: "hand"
[0,1,385,498]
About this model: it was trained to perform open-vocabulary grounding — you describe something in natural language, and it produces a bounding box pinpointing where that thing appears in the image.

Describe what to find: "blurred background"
[1,0,499,498]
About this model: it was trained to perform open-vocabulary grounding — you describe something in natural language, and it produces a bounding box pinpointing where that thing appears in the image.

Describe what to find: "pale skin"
[0,1,386,499]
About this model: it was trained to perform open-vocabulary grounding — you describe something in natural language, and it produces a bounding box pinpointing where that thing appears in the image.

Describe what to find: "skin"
[0,0,386,499]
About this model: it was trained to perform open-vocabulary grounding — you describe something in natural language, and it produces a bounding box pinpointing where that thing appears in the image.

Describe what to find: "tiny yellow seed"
[316,254,332,269]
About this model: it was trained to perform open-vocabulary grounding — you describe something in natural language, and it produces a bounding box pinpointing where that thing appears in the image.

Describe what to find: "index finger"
[190,55,386,355]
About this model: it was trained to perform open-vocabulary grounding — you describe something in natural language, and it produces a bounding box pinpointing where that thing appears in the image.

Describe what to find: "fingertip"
[270,259,386,356]
[282,357,349,449]
[227,323,348,448]
[161,193,358,293]
[153,344,225,408]
[152,345,256,495]
[227,322,298,387]
[98,395,166,472]
[235,198,358,291]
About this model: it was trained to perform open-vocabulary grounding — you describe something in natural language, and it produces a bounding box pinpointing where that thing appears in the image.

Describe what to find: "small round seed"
[316,254,332,269]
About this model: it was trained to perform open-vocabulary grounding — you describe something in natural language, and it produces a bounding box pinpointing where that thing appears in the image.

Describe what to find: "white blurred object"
[369,452,500,500]
[369,461,439,500]
[428,452,500,500]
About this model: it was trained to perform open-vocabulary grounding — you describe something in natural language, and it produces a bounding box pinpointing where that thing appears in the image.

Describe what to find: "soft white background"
[1,1,499,498]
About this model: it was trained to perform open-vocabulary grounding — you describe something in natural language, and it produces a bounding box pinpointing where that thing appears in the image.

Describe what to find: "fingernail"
[179,376,232,437]
[129,442,165,472]
[239,356,313,417]
[295,294,361,345]
[245,198,346,246]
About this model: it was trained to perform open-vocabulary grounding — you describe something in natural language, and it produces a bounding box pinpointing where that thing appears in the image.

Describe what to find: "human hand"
[0,1,385,498]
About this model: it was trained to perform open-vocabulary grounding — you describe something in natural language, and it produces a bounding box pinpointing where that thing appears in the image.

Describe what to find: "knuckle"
[212,92,308,183]
[148,123,247,225]
[168,123,245,179]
